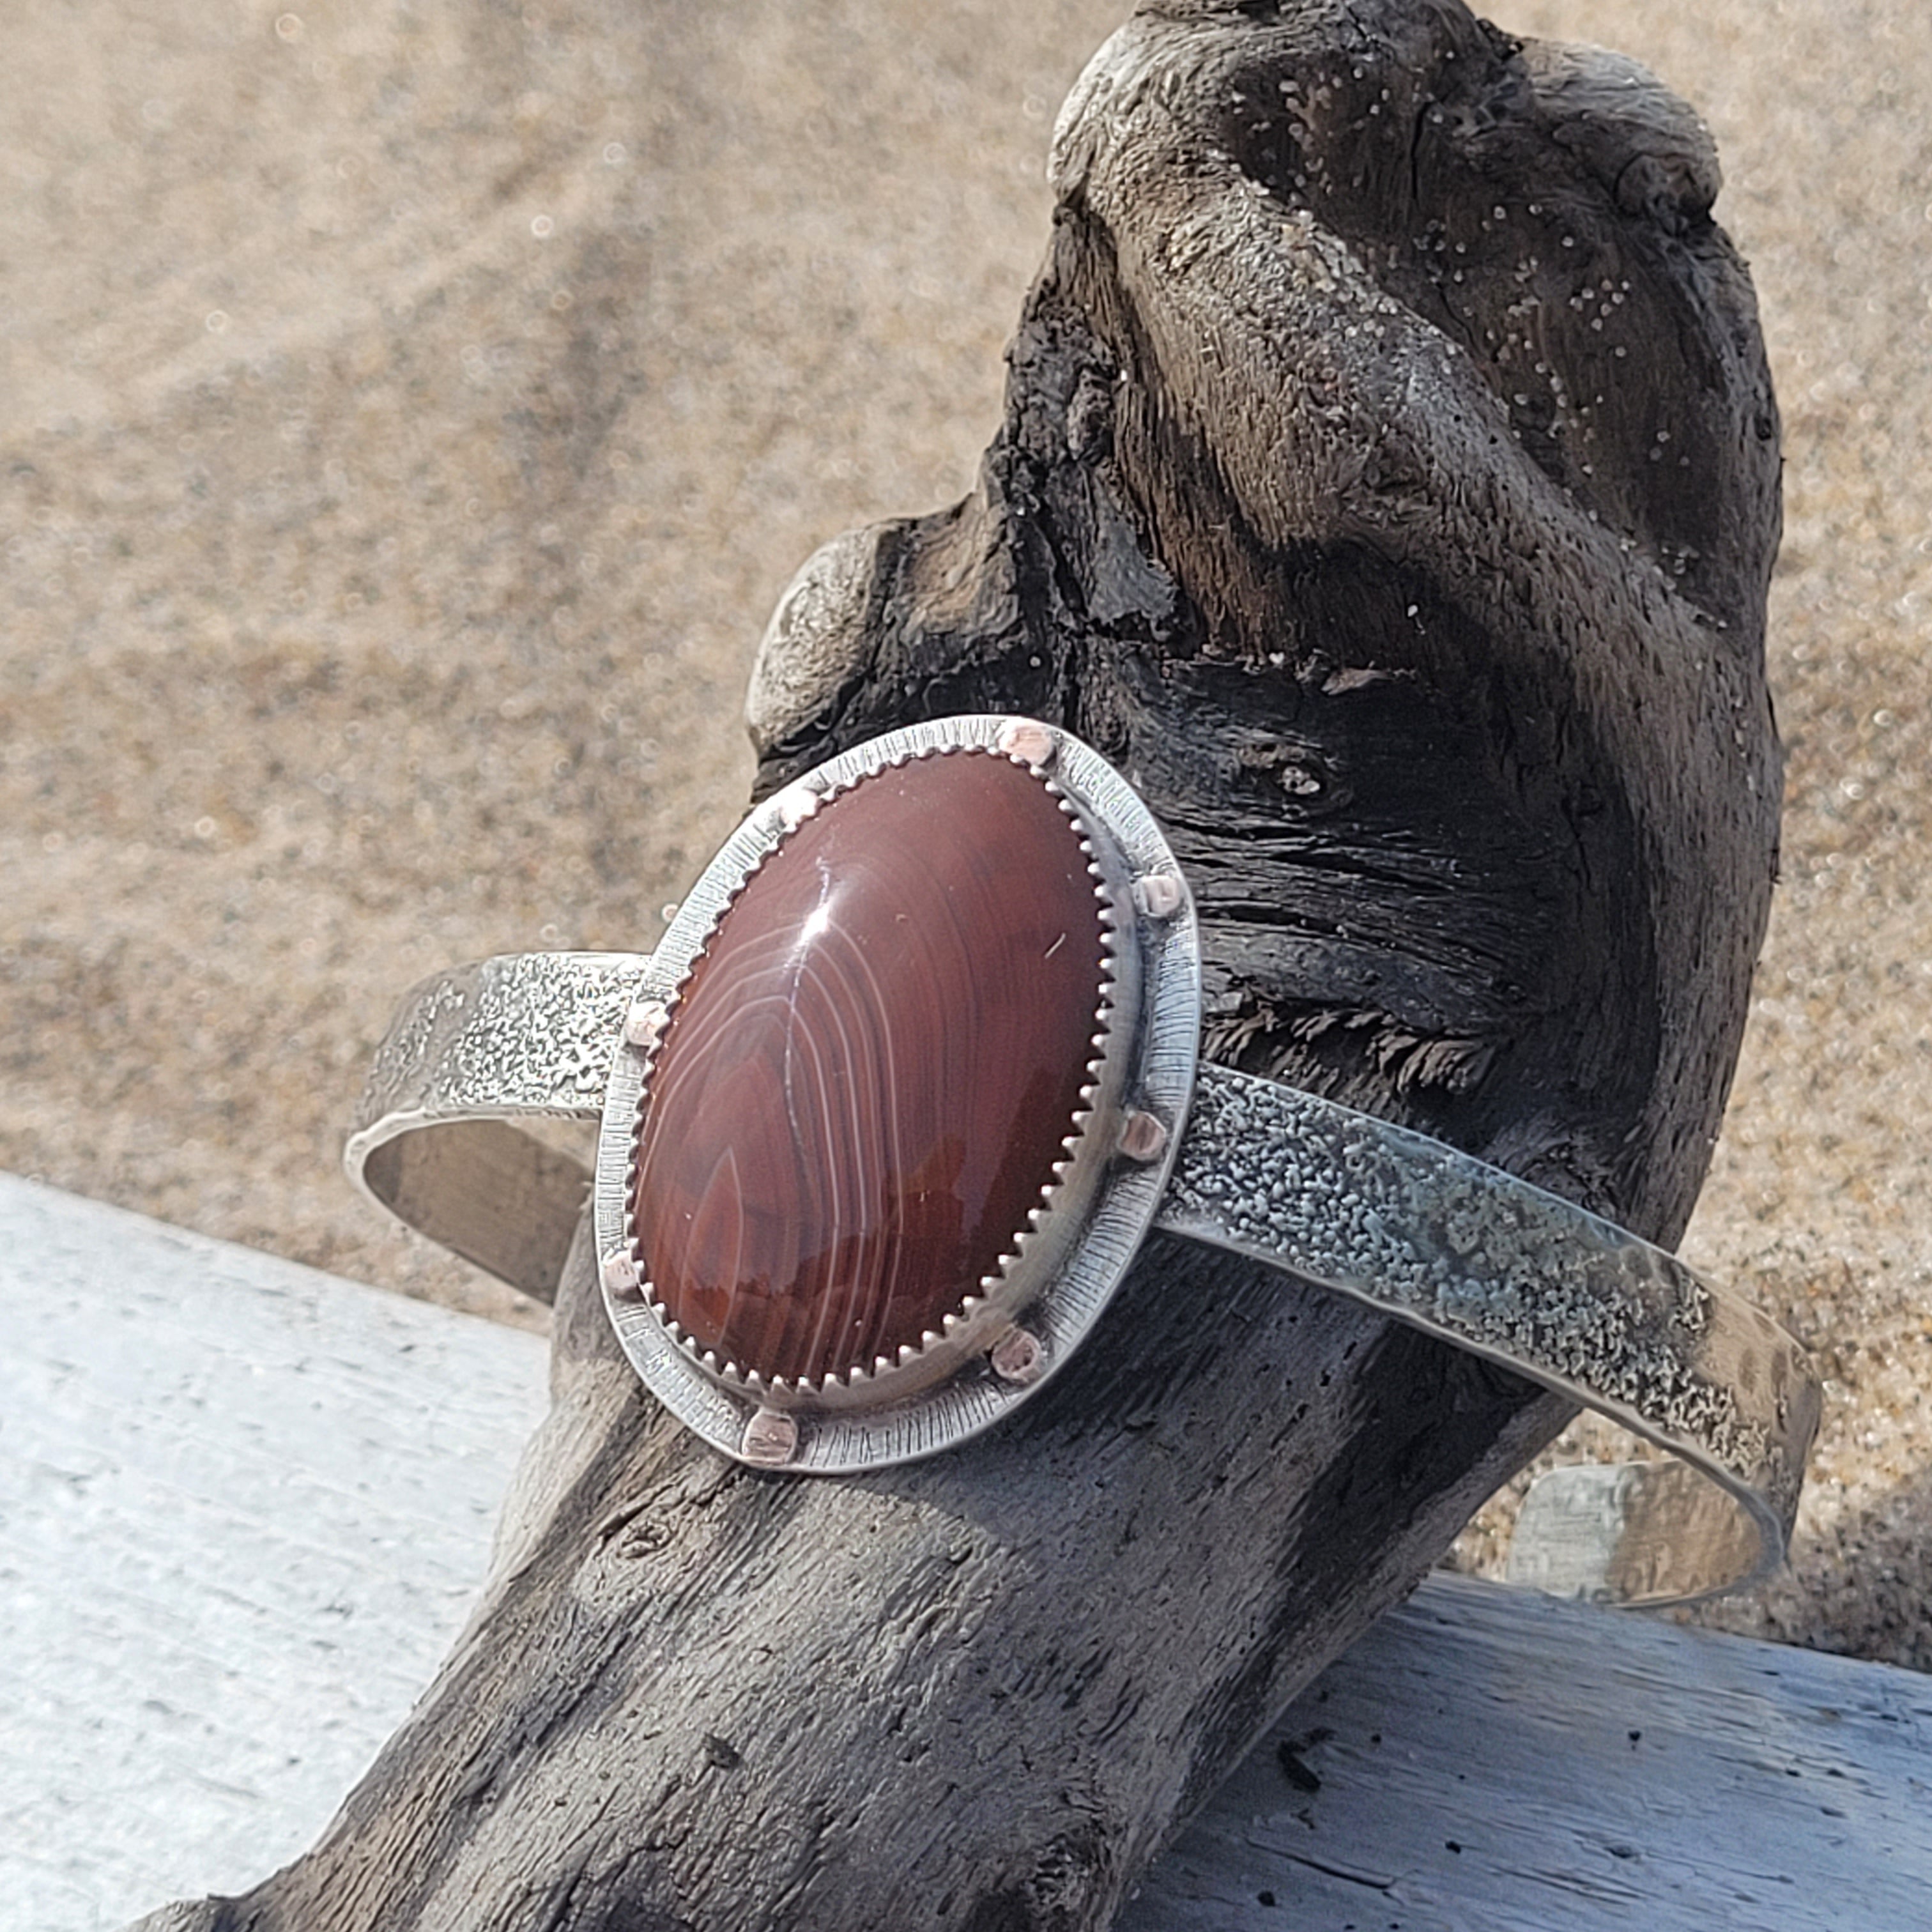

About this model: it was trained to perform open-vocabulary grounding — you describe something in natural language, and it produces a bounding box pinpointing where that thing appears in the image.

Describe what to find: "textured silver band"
[347,947,1819,1607]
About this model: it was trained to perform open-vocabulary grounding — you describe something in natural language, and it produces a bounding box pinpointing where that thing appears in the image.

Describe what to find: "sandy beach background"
[4,0,1927,1666]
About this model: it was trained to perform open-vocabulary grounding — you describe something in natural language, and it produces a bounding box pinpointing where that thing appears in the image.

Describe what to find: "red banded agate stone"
[631,747,1107,1386]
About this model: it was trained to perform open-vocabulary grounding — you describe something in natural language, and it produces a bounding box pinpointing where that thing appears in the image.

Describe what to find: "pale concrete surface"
[2,0,1928,1664]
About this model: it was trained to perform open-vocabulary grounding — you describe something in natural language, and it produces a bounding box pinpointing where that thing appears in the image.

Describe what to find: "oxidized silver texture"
[345,714,1821,1604]
[352,951,641,1138]
[1161,1066,1818,1582]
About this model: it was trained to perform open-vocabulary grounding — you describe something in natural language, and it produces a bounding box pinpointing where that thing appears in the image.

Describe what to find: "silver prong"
[996,719,1058,769]
[776,784,822,830]
[600,1247,643,1300]
[990,1328,1045,1384]
[1133,871,1186,920]
[740,1407,799,1467]
[1120,1109,1169,1163]
[624,999,670,1048]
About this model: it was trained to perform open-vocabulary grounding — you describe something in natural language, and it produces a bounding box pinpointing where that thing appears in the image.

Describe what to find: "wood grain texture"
[138,3,1786,1925]
[1125,1570,1932,1931]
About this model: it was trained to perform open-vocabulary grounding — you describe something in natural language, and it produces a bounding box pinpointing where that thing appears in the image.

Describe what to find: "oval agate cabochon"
[630,747,1110,1388]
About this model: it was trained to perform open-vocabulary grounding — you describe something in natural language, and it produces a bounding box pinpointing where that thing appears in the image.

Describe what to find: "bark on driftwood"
[139,3,1782,1927]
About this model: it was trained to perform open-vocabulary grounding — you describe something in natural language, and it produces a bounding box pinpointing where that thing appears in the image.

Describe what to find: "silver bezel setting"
[624,733,1136,1413]
[591,714,1202,1472]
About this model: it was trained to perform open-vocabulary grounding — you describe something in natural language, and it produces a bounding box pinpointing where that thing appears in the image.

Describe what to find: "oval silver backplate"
[591,713,1202,1473]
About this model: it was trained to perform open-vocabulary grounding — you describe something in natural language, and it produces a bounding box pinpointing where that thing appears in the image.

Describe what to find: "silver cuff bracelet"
[347,714,1819,1606]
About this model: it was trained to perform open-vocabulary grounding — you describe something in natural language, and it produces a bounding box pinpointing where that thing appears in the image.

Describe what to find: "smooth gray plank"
[0,1176,549,1932]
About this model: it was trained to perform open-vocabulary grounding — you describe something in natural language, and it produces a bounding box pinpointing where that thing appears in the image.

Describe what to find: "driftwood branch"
[140,3,1781,1926]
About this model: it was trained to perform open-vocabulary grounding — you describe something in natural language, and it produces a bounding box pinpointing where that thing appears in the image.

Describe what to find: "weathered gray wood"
[1124,1570,1932,1931]
[10,1179,1919,1932]
[134,3,1786,1926]
[0,1174,548,1932]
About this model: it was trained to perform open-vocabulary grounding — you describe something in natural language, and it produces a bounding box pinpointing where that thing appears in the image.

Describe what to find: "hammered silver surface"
[1159,1064,1818,1598]
[351,952,643,1139]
